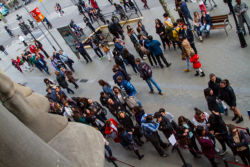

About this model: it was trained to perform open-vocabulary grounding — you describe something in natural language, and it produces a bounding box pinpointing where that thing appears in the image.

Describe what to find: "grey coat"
[234,2,250,28]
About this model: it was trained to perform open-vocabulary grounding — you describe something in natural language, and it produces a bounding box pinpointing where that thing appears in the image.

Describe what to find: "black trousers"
[40,48,49,58]
[147,52,158,66]
[65,61,75,72]
[80,51,92,62]
[146,132,167,156]
[190,43,198,54]
[87,23,95,32]
[188,136,200,157]
[208,157,218,167]
[160,36,170,50]
[237,148,250,165]
[155,53,170,68]
[94,48,104,58]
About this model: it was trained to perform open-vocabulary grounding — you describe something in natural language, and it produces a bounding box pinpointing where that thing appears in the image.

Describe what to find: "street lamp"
[226,0,247,48]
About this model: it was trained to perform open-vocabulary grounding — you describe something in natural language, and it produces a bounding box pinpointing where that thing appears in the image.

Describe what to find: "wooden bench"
[210,14,232,35]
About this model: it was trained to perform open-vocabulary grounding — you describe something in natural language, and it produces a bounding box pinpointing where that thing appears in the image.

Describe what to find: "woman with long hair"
[98,79,114,96]
[155,19,170,50]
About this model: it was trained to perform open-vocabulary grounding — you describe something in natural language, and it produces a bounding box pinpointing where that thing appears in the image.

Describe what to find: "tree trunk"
[159,0,175,23]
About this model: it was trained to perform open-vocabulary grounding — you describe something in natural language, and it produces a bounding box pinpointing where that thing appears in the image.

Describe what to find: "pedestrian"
[74,40,92,63]
[146,35,172,68]
[190,54,205,77]
[105,118,120,143]
[50,55,66,73]
[11,58,23,73]
[55,3,64,16]
[18,35,28,47]
[208,73,228,113]
[55,71,74,94]
[89,0,99,10]
[180,23,197,54]
[219,79,243,123]
[114,3,127,20]
[179,34,194,72]
[141,113,169,157]
[141,0,149,9]
[59,50,75,72]
[234,0,250,35]
[137,20,148,37]
[35,56,50,75]
[138,35,158,66]
[34,40,49,58]
[192,107,210,129]
[107,98,125,119]
[113,86,127,109]
[114,37,125,56]
[135,58,163,95]
[83,15,95,32]
[112,64,130,85]
[43,17,53,29]
[117,125,144,160]
[172,22,183,52]
[193,11,203,41]
[0,45,8,55]
[121,0,130,12]
[116,75,136,96]
[85,36,104,59]
[197,0,207,13]
[63,102,75,121]
[87,98,107,123]
[4,26,14,37]
[200,10,212,37]
[60,67,79,89]
[196,126,218,167]
[100,43,113,61]
[111,18,125,39]
[98,79,114,96]
[204,88,224,115]
[155,19,170,50]
[123,48,138,73]
[178,0,193,29]
[228,124,250,166]
[114,53,127,73]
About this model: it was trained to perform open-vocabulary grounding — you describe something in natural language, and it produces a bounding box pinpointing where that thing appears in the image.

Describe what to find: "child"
[101,44,113,61]
[190,54,205,77]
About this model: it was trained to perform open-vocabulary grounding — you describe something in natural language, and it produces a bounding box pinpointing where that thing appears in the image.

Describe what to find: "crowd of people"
[3,0,250,167]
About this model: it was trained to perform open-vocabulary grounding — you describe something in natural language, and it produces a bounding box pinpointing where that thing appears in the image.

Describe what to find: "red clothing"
[199,4,207,14]
[190,54,201,69]
[29,45,37,54]
[105,118,120,142]
[198,137,215,159]
[90,0,98,9]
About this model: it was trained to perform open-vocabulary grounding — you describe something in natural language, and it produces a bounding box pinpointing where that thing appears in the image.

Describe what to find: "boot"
[194,71,199,76]
[232,114,238,121]
[200,71,205,77]
[134,150,144,160]
[236,116,243,124]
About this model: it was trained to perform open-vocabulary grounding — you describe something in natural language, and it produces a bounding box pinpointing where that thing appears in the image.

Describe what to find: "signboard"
[30,7,44,22]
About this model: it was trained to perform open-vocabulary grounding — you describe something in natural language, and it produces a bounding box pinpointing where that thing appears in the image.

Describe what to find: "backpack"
[125,96,139,108]
[139,62,152,79]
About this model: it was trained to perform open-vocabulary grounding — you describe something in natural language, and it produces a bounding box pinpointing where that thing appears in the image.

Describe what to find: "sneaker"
[195,71,199,76]
[232,115,238,121]
[166,63,172,68]
[158,92,163,95]
[236,117,244,124]
[184,69,190,72]
[139,154,144,160]
[219,150,227,156]
[224,108,228,116]
[200,72,205,77]
[160,153,169,157]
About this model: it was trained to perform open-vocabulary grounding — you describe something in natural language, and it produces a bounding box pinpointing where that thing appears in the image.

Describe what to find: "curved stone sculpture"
[0,69,104,167]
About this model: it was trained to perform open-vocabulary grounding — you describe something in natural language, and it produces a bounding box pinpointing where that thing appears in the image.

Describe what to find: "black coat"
[156,24,166,39]
[119,115,135,132]
[206,95,221,113]
[208,77,221,97]
[159,116,175,138]
[56,75,68,88]
[179,29,194,44]
[0,45,5,51]
[208,114,228,135]
[219,86,236,107]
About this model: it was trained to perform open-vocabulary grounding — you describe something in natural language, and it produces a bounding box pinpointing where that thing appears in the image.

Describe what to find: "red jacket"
[29,45,37,54]
[105,118,120,142]
[90,0,98,9]
[190,54,201,69]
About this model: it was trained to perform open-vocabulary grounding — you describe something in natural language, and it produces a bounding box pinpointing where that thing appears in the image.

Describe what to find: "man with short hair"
[75,40,92,63]
[234,0,250,35]
[59,50,75,72]
[180,23,197,54]
[135,58,163,95]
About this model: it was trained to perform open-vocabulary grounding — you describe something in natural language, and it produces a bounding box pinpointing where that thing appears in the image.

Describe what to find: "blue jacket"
[141,114,160,137]
[75,42,87,53]
[103,85,114,96]
[201,14,212,26]
[115,42,124,55]
[181,2,191,17]
[146,40,162,56]
[120,80,136,96]
[113,71,126,85]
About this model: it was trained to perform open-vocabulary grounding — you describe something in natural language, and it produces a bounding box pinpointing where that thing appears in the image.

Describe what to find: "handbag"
[140,40,150,55]
[125,96,139,109]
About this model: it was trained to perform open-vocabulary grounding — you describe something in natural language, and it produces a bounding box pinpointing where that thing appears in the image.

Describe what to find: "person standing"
[34,40,49,58]
[75,40,92,63]
[155,19,170,50]
[179,34,194,72]
[55,71,75,94]
[219,80,243,123]
[59,50,75,72]
[135,58,163,95]
[83,15,95,32]
[123,49,138,73]
[180,23,197,54]
[121,0,130,12]
[234,0,250,35]
[141,113,169,157]
[141,0,149,9]
[146,36,171,68]
[0,45,8,55]
[111,18,125,39]
[85,36,104,59]
[18,35,28,47]
[178,0,193,29]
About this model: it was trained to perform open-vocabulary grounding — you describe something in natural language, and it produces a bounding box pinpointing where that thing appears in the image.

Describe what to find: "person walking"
[34,56,50,75]
[219,79,243,123]
[75,40,93,63]
[141,113,169,157]
[146,36,171,68]
[0,45,8,55]
[234,0,250,35]
[55,71,75,94]
[18,35,28,47]
[59,50,75,72]
[34,40,49,58]
[179,34,194,72]
[116,76,136,96]
[83,15,95,32]
[121,0,130,12]
[180,23,197,54]
[141,0,149,9]
[178,0,193,29]
[85,36,104,59]
[60,67,79,89]
[135,58,163,95]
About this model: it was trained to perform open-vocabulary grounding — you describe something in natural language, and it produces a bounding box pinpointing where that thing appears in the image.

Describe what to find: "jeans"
[194,25,202,36]
[42,65,50,75]
[184,15,193,30]
[200,24,211,34]
[130,63,138,73]
[146,77,162,93]
[186,57,190,70]
[94,48,104,58]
